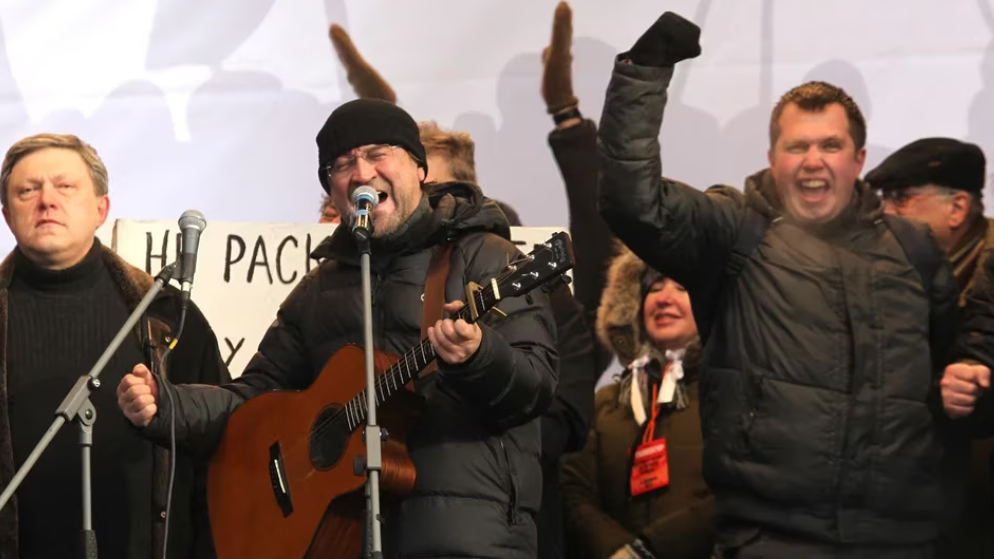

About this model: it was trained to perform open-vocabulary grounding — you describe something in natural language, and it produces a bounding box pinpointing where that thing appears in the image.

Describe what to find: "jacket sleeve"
[549,118,616,373]
[598,58,742,292]
[950,247,994,437]
[436,234,559,432]
[142,270,322,456]
[541,283,598,461]
[637,494,715,559]
[560,429,634,558]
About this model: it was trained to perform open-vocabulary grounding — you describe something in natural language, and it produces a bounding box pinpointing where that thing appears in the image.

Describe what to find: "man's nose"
[802,147,825,170]
[351,157,377,185]
[882,199,898,215]
[37,183,57,206]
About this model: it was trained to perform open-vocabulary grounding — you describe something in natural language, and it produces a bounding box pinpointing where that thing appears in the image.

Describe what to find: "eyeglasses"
[325,144,399,178]
[879,186,954,207]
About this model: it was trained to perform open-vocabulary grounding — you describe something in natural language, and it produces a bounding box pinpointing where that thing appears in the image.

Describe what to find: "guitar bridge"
[269,442,293,517]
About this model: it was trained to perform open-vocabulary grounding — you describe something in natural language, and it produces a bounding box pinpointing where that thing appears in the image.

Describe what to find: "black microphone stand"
[352,210,384,559]
[0,261,179,559]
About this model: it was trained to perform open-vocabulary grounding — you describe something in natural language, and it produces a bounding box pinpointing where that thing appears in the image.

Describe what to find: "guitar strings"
[300,250,543,457]
[306,279,504,448]
[298,281,498,452]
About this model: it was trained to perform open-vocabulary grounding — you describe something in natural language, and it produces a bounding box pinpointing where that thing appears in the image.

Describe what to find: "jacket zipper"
[499,437,517,524]
[371,273,382,307]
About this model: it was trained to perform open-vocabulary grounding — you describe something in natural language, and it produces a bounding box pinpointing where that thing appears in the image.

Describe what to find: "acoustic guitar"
[206,232,575,559]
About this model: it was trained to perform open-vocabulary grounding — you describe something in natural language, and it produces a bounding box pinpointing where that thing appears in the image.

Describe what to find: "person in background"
[542,2,617,380]
[318,194,340,223]
[865,137,994,558]
[561,245,714,559]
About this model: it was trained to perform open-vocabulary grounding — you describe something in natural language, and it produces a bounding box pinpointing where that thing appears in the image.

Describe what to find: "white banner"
[109,219,569,376]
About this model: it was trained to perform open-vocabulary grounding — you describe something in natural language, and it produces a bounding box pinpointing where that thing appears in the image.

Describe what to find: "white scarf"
[629,348,686,425]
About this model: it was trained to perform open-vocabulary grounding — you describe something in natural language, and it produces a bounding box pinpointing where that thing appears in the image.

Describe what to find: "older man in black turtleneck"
[0,133,229,559]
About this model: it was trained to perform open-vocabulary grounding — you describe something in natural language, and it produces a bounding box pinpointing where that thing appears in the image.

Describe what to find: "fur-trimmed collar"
[0,239,157,558]
[0,240,154,308]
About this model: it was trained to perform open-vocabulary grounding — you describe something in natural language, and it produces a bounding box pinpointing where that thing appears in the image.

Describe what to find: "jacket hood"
[742,168,884,226]
[596,240,701,372]
[311,180,510,264]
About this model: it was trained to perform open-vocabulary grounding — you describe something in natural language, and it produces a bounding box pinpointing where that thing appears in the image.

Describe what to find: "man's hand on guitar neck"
[117,363,160,427]
[427,300,483,365]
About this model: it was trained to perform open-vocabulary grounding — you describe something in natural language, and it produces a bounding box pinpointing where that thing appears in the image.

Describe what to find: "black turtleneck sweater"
[7,239,151,558]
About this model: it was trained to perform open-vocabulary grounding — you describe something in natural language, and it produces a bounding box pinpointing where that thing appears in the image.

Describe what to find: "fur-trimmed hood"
[596,241,650,365]
[596,241,701,373]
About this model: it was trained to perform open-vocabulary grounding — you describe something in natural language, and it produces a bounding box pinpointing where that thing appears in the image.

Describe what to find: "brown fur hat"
[596,241,655,365]
[596,241,704,375]
[329,24,397,103]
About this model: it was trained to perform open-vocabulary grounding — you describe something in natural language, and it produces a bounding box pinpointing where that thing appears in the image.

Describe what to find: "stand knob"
[380,428,389,441]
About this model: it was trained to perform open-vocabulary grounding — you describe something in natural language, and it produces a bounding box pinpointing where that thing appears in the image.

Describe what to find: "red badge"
[630,382,669,497]
[631,437,669,496]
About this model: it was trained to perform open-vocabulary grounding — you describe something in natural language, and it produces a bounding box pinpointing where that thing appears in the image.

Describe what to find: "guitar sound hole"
[309,404,352,470]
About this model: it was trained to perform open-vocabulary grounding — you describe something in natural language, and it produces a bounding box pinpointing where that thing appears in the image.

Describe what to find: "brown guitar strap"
[420,242,453,377]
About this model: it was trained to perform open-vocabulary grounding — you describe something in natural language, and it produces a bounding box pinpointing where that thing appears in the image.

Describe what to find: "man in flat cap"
[866,137,994,558]
[868,137,991,301]
[117,98,559,558]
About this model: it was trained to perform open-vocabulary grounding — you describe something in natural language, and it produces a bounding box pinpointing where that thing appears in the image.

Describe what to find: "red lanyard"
[641,362,670,443]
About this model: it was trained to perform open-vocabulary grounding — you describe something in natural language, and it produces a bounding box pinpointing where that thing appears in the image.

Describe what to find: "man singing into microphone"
[0,133,229,558]
[118,99,559,558]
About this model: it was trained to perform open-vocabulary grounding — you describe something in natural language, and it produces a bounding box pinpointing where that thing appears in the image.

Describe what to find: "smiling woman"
[0,134,110,270]
[561,245,713,559]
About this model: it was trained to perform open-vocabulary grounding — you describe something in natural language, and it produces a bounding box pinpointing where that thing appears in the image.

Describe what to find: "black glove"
[628,11,702,67]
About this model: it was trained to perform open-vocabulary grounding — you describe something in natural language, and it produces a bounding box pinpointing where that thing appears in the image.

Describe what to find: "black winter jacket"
[597,58,966,546]
[143,183,559,558]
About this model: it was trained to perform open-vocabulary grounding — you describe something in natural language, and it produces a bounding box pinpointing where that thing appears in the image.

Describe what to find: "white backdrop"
[1,1,993,250]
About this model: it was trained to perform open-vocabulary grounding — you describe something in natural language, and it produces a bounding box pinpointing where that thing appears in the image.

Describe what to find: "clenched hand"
[117,363,159,427]
[941,362,991,418]
[427,301,482,365]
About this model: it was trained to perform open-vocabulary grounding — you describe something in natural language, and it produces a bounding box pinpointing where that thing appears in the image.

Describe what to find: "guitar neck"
[345,283,494,431]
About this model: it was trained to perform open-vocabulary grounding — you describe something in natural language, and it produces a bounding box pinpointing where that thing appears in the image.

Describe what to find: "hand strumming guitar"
[427,300,482,365]
[117,363,160,427]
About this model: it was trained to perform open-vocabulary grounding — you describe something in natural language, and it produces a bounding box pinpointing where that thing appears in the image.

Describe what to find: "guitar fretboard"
[343,287,490,431]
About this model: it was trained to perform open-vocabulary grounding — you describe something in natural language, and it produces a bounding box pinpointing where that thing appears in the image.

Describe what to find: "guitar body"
[207,345,422,559]
[206,231,576,559]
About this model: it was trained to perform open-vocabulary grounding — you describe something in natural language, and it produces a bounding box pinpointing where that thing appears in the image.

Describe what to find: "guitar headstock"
[498,231,575,299]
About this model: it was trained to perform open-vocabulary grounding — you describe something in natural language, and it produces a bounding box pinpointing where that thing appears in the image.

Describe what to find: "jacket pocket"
[497,436,519,525]
[700,366,751,455]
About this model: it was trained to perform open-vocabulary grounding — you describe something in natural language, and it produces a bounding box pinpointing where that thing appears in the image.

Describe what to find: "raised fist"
[628,12,702,67]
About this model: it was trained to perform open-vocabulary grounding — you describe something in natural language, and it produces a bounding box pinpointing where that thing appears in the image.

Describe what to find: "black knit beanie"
[315,98,428,193]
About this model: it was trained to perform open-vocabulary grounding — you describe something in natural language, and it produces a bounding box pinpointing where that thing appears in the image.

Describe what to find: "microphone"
[351,185,378,244]
[177,210,207,304]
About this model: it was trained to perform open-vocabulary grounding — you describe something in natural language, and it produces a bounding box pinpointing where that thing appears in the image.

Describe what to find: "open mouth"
[798,179,828,193]
[377,191,388,203]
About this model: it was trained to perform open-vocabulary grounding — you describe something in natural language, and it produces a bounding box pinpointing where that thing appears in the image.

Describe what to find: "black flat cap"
[865,137,986,194]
